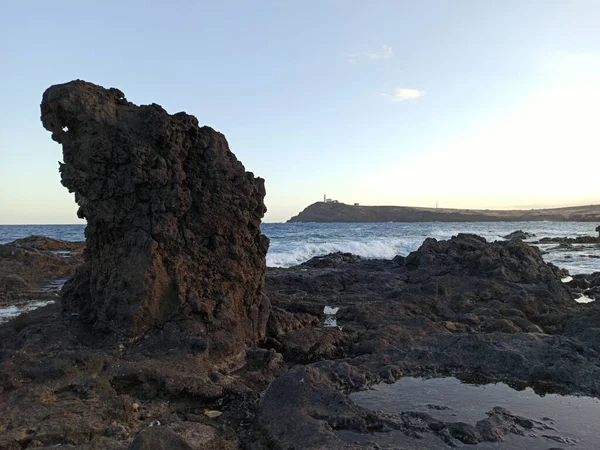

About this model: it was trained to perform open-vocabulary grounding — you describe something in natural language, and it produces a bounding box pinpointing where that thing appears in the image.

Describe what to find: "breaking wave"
[266,239,414,268]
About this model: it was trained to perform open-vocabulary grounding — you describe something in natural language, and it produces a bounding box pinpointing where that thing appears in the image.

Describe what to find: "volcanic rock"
[503,230,535,241]
[260,234,600,447]
[0,239,83,307]
[535,236,600,244]
[8,235,85,252]
[127,428,193,450]
[40,80,270,357]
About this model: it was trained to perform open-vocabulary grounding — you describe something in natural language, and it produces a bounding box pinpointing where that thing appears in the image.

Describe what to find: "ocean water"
[264,222,600,274]
[0,222,599,274]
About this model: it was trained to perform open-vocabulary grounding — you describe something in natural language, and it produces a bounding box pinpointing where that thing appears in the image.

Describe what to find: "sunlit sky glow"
[1,1,599,223]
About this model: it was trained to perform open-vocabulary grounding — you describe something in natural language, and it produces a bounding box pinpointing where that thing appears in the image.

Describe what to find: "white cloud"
[383,88,423,101]
[349,45,393,63]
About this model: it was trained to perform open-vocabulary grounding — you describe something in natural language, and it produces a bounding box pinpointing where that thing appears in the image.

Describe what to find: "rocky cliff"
[41,80,270,357]
[288,201,600,223]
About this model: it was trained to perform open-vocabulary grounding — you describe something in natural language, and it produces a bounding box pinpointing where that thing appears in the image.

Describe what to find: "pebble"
[204,410,222,418]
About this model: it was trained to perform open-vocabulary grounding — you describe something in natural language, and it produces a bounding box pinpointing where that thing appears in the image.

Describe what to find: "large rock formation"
[40,80,270,357]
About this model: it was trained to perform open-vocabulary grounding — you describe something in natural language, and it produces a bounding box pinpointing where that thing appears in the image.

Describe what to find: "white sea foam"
[266,239,412,268]
[324,317,339,328]
[561,276,573,283]
[0,300,55,323]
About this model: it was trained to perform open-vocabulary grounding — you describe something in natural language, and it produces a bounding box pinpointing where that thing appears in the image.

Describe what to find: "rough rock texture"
[503,230,535,241]
[534,236,600,244]
[3,233,600,448]
[40,80,270,356]
[8,235,85,252]
[0,238,83,307]
[568,271,600,301]
[260,234,600,448]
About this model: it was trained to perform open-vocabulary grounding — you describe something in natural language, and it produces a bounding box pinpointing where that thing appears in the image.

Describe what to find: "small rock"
[204,410,222,419]
[503,230,535,241]
[128,428,193,450]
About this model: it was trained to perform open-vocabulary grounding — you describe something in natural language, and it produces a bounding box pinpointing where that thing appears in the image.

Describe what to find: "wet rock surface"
[2,233,600,448]
[0,237,83,308]
[348,376,600,448]
[260,234,600,448]
[503,230,536,241]
[41,80,270,357]
[566,272,600,302]
[534,236,600,244]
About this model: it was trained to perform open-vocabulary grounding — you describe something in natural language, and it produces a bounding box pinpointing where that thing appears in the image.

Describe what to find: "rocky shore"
[3,233,600,448]
[2,80,600,449]
[0,236,84,313]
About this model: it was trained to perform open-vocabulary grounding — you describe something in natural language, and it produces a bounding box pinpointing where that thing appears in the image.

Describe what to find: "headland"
[287,201,600,223]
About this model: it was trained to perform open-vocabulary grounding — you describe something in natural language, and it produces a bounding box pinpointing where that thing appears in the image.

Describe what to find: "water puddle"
[323,305,342,329]
[345,377,600,449]
[40,278,68,292]
[575,295,595,304]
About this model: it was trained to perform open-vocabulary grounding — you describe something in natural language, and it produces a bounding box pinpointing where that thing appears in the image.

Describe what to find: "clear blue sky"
[1,0,599,223]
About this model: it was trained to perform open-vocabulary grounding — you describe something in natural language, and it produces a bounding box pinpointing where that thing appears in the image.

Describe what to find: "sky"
[0,0,599,224]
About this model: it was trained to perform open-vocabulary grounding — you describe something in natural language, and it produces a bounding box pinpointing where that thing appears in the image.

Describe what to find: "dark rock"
[4,218,600,449]
[535,236,600,244]
[41,80,270,357]
[391,254,405,265]
[567,272,600,301]
[301,252,362,268]
[128,428,193,450]
[0,239,83,306]
[504,230,535,241]
[404,234,570,302]
[446,421,482,444]
[482,318,522,333]
[8,236,85,252]
[0,273,31,292]
[258,234,600,447]
[258,363,400,449]
[476,407,537,441]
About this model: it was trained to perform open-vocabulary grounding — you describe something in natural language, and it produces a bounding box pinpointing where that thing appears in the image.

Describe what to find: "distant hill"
[287,202,600,223]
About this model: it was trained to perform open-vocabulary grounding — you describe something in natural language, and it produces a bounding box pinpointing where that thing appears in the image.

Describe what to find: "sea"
[1,221,599,275]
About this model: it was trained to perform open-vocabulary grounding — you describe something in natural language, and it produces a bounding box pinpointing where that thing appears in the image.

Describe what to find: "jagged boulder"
[503,230,535,241]
[41,80,270,357]
[406,234,565,283]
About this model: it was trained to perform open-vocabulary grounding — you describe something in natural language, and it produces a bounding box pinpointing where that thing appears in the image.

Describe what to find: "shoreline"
[2,233,600,448]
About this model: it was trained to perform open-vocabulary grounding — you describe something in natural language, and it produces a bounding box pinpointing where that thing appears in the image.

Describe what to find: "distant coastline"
[287,202,600,223]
